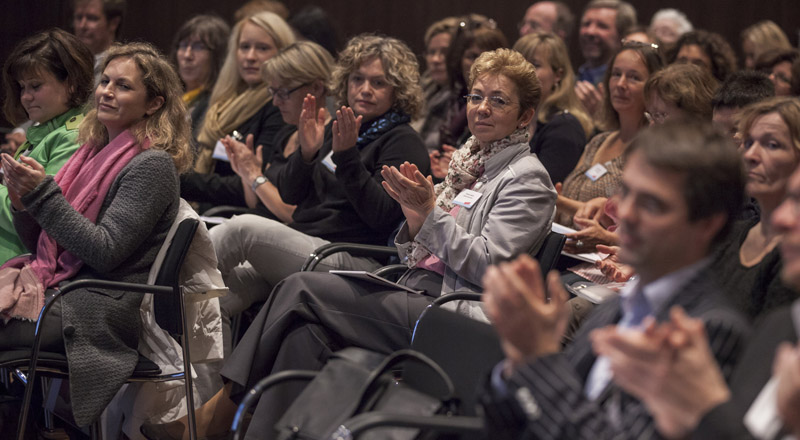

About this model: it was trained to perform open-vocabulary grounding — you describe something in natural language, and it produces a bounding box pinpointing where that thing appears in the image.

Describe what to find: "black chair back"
[403,306,504,418]
[536,230,566,276]
[153,218,199,335]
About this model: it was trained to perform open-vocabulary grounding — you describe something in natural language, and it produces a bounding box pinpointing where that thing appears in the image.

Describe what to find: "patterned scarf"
[356,110,410,148]
[435,128,530,211]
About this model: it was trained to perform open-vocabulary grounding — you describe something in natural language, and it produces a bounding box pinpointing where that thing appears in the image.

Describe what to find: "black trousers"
[220,269,442,439]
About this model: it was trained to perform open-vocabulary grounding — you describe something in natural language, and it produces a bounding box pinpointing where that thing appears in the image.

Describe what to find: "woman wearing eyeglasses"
[179,12,294,210]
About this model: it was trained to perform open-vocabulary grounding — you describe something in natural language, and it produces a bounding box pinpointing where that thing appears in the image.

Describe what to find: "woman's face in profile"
[466,73,531,145]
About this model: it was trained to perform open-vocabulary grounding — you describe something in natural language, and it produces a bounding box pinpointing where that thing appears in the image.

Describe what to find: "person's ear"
[145,96,165,116]
[554,68,564,88]
[311,79,326,98]
[518,107,535,128]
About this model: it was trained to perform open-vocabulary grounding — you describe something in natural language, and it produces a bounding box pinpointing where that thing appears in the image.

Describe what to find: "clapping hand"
[381,162,435,238]
[483,254,570,375]
[298,94,327,162]
[222,134,262,182]
[2,153,45,210]
[332,106,362,153]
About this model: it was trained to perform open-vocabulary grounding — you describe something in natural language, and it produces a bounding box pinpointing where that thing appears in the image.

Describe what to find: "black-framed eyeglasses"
[464,93,516,110]
[269,83,310,101]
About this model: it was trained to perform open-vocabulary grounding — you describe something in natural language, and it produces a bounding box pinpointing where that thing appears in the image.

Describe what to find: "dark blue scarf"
[356,110,410,148]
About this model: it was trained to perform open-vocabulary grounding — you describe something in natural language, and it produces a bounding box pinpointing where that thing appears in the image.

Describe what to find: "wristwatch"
[251,175,268,192]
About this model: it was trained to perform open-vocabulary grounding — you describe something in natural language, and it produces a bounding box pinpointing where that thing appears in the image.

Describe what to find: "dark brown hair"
[2,28,94,125]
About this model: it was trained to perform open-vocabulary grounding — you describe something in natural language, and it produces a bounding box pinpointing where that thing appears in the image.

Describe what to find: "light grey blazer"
[395,142,556,321]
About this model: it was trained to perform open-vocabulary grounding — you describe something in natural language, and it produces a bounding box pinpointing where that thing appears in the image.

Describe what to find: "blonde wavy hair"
[329,34,423,119]
[77,42,192,172]
[513,32,593,137]
[261,41,334,89]
[208,11,295,107]
[742,20,792,65]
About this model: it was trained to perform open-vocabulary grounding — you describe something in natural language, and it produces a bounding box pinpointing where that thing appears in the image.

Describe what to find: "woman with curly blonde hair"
[514,31,593,184]
[196,31,429,369]
[0,41,190,428]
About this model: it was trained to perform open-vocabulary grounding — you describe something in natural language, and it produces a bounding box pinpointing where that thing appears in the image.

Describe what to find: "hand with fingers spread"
[429,144,456,179]
[222,134,263,183]
[381,161,435,238]
[595,244,635,282]
[482,254,570,374]
[332,106,363,153]
[2,153,46,210]
[298,94,327,162]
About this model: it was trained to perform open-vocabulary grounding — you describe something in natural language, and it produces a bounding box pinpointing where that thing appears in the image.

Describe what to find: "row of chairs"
[1,210,565,439]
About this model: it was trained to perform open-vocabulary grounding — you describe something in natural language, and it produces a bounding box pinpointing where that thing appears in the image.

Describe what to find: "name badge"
[212,140,230,162]
[585,163,608,181]
[321,150,337,172]
[452,189,482,208]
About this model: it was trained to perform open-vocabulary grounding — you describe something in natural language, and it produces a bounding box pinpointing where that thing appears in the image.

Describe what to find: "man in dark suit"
[480,121,751,439]
[590,163,800,439]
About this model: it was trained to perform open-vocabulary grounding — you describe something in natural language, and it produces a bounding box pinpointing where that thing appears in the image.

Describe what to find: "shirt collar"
[619,257,712,318]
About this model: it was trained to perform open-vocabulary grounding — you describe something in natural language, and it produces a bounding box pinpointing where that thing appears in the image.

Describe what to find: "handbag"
[275,347,458,440]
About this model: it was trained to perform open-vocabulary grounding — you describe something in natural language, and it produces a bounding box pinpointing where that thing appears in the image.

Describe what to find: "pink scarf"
[0,130,147,322]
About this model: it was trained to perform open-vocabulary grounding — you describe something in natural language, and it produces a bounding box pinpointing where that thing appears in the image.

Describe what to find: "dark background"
[1,0,798,128]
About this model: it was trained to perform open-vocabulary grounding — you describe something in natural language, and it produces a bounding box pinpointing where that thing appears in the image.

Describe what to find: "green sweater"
[0,107,83,264]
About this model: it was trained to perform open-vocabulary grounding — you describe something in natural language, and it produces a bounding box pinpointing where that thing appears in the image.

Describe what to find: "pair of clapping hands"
[592,308,800,438]
[1,153,45,210]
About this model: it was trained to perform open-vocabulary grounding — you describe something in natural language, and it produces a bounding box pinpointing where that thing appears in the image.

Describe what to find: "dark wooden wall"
[1,0,798,127]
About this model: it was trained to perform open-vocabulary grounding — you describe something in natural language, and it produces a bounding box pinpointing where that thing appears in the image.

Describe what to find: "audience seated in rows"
[481,120,750,439]
[594,162,800,439]
[0,41,192,428]
[179,12,294,210]
[141,47,557,440]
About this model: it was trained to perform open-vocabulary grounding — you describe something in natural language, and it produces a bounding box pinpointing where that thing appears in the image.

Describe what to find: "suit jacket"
[693,304,798,439]
[481,269,750,440]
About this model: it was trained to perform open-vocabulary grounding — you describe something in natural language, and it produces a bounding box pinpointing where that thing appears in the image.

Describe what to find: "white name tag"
[212,140,230,162]
[321,151,337,172]
[452,189,482,208]
[585,163,608,181]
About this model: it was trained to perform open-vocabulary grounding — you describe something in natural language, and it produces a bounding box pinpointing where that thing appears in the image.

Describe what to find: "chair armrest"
[201,205,249,217]
[335,412,484,439]
[431,291,482,307]
[372,264,407,279]
[301,242,399,271]
[231,370,318,440]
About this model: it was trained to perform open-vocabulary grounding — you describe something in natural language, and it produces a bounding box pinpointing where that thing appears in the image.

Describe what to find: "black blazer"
[481,271,751,440]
